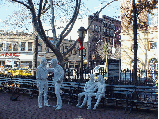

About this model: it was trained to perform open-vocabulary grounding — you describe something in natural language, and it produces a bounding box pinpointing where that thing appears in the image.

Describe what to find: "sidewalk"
[0,93,157,119]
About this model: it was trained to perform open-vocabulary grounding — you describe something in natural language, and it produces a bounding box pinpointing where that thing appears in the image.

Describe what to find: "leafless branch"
[63,0,117,56]
[11,0,31,10]
[42,0,48,10]
[41,4,50,14]
[62,0,81,39]
[38,0,43,20]
[49,0,57,43]
[87,0,118,30]
[63,39,79,56]
[56,0,80,47]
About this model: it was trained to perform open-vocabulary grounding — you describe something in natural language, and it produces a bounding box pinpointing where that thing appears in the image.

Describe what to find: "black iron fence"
[65,68,158,86]
[0,67,157,86]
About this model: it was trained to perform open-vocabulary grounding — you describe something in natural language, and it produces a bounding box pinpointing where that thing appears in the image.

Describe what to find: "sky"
[0,0,121,34]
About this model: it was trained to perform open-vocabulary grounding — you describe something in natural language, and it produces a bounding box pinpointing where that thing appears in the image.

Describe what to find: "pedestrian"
[36,58,50,108]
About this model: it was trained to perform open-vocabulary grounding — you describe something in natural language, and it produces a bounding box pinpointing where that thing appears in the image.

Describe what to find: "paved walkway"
[0,93,157,119]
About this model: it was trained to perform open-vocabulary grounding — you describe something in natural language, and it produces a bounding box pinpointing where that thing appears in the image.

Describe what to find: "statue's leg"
[76,92,85,107]
[55,83,62,110]
[79,93,88,108]
[93,95,103,110]
[38,81,43,108]
[87,93,96,109]
[44,82,50,106]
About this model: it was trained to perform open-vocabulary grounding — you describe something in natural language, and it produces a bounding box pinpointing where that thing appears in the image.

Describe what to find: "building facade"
[87,14,121,68]
[120,1,158,78]
[0,30,46,69]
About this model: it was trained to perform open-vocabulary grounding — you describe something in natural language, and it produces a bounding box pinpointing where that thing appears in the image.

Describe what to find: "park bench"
[125,86,158,112]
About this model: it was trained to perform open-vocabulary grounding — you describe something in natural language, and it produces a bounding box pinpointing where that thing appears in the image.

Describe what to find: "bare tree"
[8,0,118,69]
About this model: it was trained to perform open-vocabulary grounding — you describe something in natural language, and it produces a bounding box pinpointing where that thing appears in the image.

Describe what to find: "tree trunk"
[32,35,38,77]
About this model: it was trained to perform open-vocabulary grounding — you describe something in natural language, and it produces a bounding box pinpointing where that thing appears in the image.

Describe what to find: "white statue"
[36,58,50,108]
[87,75,106,110]
[50,58,64,110]
[76,74,97,109]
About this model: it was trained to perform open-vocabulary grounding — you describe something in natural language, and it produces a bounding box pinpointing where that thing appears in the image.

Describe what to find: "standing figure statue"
[36,58,50,108]
[76,74,97,109]
[50,58,64,110]
[87,75,106,110]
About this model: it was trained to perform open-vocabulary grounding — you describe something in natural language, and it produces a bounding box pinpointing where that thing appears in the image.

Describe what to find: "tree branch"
[42,0,48,10]
[63,0,117,56]
[56,0,79,47]
[49,0,57,44]
[63,39,79,56]
[87,0,118,30]
[11,0,31,10]
[61,0,81,40]
[41,4,50,14]
[38,0,43,20]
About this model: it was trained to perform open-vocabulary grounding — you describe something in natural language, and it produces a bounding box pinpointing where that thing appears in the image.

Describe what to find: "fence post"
[145,70,147,86]
[125,70,126,85]
[139,69,140,85]
[130,70,131,85]
[120,70,121,85]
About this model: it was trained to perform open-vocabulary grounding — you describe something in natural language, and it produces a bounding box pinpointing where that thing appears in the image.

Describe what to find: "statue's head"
[51,58,58,68]
[97,75,104,83]
[41,58,47,66]
[90,74,95,82]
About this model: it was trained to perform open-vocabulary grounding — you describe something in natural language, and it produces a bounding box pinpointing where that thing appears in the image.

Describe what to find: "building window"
[28,42,32,51]
[103,28,106,32]
[13,43,18,51]
[92,25,95,31]
[6,43,12,51]
[119,26,121,30]
[116,26,118,30]
[21,42,26,51]
[149,42,157,49]
[99,26,101,32]
[95,25,98,32]
[107,29,109,35]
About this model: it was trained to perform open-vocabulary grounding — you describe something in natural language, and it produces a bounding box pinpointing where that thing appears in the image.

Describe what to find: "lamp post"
[77,27,87,82]
[133,0,138,85]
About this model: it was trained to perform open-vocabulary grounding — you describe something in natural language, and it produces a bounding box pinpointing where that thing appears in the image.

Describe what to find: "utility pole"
[133,0,138,85]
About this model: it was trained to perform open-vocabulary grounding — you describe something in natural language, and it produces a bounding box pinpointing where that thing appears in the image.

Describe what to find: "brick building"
[87,14,121,68]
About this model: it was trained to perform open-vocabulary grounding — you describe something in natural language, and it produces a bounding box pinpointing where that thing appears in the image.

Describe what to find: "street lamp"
[77,27,87,82]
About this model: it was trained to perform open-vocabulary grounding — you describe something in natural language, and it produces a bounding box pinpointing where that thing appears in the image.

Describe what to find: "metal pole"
[80,31,84,82]
[133,0,138,85]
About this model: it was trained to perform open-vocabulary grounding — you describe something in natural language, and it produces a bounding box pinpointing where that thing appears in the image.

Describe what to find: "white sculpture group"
[36,58,64,110]
[36,58,105,110]
[76,74,105,110]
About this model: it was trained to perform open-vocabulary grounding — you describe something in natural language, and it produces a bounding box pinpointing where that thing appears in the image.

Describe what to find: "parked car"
[92,65,106,75]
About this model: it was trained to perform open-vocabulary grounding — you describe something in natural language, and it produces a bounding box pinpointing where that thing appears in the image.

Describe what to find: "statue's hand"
[37,81,40,88]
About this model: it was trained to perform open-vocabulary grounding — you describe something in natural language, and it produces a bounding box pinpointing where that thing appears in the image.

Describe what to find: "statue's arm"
[101,84,106,94]
[48,68,54,73]
[36,68,40,80]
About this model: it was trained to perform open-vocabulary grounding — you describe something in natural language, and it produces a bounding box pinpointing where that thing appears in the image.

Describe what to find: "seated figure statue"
[76,74,97,109]
[87,75,106,110]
